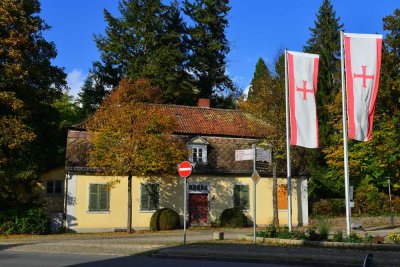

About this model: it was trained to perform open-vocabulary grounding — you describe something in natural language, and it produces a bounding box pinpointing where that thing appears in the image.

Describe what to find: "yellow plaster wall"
[71,174,302,231]
[74,175,128,229]
[38,167,65,213]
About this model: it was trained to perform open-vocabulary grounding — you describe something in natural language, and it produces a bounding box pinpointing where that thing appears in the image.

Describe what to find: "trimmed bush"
[150,208,180,231]
[219,208,247,228]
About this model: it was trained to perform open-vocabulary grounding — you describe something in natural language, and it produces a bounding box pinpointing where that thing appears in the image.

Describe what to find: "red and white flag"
[288,51,319,148]
[344,33,382,141]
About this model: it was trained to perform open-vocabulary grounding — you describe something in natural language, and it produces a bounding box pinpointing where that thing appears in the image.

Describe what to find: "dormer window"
[187,136,209,164]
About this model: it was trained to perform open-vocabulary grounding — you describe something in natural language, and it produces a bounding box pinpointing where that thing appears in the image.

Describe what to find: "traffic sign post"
[252,146,257,244]
[178,161,193,245]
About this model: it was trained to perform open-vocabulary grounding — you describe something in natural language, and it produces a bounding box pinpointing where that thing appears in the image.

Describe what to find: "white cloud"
[242,84,251,101]
[66,69,86,98]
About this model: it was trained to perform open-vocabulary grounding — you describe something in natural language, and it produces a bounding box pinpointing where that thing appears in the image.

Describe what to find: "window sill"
[46,194,64,197]
[139,210,157,213]
[86,211,110,214]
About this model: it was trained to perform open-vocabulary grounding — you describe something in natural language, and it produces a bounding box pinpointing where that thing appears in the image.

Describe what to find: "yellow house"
[65,100,308,232]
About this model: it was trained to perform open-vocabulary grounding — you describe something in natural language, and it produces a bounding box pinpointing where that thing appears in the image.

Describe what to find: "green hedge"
[219,208,247,228]
[312,199,346,216]
[150,208,180,231]
[0,207,50,235]
[312,190,400,216]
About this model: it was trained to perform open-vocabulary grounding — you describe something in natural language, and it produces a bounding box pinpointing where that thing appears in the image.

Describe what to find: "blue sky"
[40,0,398,98]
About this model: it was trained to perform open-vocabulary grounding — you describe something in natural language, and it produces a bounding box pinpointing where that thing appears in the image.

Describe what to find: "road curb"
[242,235,400,251]
[151,251,360,267]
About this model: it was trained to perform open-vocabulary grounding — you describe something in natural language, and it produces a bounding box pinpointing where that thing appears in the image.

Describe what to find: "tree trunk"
[127,174,132,233]
[272,162,279,226]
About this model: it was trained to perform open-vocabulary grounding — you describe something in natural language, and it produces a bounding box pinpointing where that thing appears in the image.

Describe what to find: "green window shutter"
[149,184,159,210]
[234,185,249,210]
[89,184,109,211]
[242,185,249,210]
[89,184,99,211]
[99,184,109,211]
[141,183,159,211]
[234,185,240,208]
[141,184,149,210]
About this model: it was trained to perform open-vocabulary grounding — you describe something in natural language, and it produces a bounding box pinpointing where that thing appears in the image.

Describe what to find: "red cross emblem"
[296,80,314,100]
[353,65,374,88]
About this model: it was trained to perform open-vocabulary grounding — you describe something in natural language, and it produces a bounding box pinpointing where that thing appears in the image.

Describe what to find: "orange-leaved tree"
[86,78,186,233]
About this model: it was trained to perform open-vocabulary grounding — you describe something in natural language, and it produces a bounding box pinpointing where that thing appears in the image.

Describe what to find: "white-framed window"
[46,180,63,196]
[140,183,159,211]
[88,184,110,212]
[189,144,208,163]
[187,136,209,164]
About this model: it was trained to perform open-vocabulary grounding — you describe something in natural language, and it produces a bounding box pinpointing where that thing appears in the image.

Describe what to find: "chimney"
[198,98,210,108]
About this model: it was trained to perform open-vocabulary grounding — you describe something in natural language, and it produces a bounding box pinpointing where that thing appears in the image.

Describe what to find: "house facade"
[64,100,308,232]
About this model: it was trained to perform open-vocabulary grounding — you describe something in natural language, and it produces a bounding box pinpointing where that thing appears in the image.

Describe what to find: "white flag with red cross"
[344,33,382,141]
[288,51,319,148]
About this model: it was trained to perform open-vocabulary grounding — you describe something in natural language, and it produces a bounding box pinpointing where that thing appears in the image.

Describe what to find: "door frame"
[187,182,210,225]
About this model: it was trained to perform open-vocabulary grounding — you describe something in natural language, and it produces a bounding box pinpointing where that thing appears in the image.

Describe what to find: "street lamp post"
[388,178,394,228]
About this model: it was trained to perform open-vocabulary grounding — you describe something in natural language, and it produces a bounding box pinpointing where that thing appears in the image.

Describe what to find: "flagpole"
[340,31,351,236]
[284,49,292,232]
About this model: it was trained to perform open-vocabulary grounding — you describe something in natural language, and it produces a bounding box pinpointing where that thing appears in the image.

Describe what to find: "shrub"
[373,235,384,244]
[291,230,308,240]
[346,232,362,243]
[312,199,345,216]
[264,224,277,238]
[353,185,386,215]
[150,208,180,231]
[305,227,320,241]
[332,230,343,242]
[219,208,247,228]
[0,207,50,235]
[388,232,400,244]
[317,217,331,241]
[276,226,293,239]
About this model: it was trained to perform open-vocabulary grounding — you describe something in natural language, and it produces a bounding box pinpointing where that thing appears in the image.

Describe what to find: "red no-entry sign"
[178,161,192,178]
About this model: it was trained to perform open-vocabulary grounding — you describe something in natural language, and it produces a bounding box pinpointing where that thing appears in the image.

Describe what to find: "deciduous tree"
[87,78,186,232]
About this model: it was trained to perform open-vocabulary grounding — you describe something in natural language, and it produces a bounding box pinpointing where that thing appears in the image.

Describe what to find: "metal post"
[388,179,394,228]
[340,31,352,236]
[183,177,187,245]
[284,49,292,231]
[253,145,256,244]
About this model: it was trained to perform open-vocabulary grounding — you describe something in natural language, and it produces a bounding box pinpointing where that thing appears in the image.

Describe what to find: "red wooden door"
[189,194,208,224]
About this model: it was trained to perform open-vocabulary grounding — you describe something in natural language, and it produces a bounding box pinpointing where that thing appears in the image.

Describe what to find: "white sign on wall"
[235,149,254,161]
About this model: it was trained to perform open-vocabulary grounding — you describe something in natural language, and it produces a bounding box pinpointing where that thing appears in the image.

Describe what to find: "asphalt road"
[0,251,309,267]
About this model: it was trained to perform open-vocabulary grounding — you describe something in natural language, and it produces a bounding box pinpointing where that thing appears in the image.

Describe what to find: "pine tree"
[304,0,343,101]
[183,0,234,99]
[90,0,195,107]
[300,0,344,200]
[0,0,67,208]
[78,73,110,117]
[247,58,272,100]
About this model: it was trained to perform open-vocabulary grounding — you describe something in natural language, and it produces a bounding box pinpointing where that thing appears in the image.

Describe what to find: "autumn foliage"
[86,78,186,177]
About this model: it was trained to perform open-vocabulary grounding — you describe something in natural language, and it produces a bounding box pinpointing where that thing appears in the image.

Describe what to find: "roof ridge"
[146,103,242,112]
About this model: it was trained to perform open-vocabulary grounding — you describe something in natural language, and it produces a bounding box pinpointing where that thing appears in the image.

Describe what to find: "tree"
[183,0,234,99]
[0,92,36,209]
[0,0,67,208]
[247,58,273,100]
[78,73,110,118]
[238,53,285,226]
[304,0,343,150]
[90,0,195,107]
[302,0,344,200]
[86,78,186,232]
[322,9,400,196]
